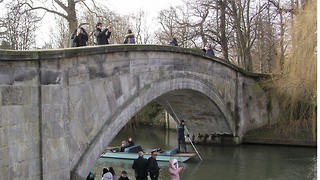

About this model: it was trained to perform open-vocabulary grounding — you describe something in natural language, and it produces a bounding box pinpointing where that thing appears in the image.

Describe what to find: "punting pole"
[164,97,203,161]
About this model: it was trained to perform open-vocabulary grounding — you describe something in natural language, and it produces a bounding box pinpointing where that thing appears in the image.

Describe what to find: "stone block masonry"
[0,45,279,179]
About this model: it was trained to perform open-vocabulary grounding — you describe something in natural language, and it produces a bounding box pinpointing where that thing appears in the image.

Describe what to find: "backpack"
[128,37,135,44]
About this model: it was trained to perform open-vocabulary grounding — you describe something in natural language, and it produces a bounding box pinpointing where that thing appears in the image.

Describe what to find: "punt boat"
[101,145,196,162]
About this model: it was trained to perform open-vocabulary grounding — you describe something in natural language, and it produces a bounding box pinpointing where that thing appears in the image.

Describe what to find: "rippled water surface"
[93,128,317,180]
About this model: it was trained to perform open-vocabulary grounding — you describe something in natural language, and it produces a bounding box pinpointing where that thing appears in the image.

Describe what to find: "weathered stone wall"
[0,45,278,180]
[0,59,41,180]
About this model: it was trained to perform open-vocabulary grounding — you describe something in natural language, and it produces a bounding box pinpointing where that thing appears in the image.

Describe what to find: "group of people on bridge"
[70,22,215,56]
[70,22,136,47]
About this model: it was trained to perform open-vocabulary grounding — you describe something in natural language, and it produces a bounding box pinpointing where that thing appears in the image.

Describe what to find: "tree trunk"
[67,0,78,34]
[219,0,229,62]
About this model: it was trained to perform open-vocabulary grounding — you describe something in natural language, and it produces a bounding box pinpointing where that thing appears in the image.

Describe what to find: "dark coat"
[148,157,160,175]
[118,177,129,180]
[132,157,148,178]
[169,38,178,46]
[72,29,88,47]
[94,28,111,45]
[177,123,185,139]
[127,140,134,147]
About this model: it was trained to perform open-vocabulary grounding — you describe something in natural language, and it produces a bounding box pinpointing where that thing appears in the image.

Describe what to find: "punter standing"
[176,120,189,153]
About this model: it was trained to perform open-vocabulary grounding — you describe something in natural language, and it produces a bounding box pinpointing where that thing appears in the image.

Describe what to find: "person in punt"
[127,137,135,147]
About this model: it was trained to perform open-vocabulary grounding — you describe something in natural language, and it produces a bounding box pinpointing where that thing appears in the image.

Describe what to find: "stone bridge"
[0,45,279,180]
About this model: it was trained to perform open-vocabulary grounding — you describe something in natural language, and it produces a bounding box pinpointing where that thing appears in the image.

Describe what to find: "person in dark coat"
[94,22,112,45]
[132,151,148,180]
[71,27,88,47]
[177,120,188,153]
[148,152,160,180]
[120,140,128,152]
[123,29,136,44]
[127,137,135,147]
[169,37,178,46]
[202,43,215,56]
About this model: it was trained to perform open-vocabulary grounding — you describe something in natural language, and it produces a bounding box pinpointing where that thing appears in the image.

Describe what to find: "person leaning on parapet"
[169,37,178,46]
[202,43,215,56]
[94,22,112,45]
[71,27,88,47]
[123,29,136,44]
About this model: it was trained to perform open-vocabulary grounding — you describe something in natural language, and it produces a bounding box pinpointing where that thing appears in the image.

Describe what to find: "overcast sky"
[0,0,183,47]
[33,0,183,47]
[106,0,182,15]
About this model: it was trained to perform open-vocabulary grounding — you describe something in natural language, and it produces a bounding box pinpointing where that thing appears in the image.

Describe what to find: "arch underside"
[156,89,234,135]
[73,77,235,179]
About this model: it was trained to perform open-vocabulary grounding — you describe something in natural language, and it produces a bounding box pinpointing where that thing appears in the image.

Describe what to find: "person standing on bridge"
[202,43,215,56]
[169,37,178,46]
[94,22,112,45]
[123,29,136,44]
[176,120,189,153]
[71,27,88,47]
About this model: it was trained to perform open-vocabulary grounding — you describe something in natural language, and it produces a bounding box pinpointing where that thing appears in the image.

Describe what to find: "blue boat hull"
[101,146,196,162]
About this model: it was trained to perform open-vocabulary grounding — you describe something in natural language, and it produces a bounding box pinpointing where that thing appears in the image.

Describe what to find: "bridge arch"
[0,45,278,180]
[72,76,235,179]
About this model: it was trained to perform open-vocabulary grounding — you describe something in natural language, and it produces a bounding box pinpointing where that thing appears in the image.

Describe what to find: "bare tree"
[156,7,180,45]
[130,10,152,44]
[0,1,40,49]
[20,0,112,36]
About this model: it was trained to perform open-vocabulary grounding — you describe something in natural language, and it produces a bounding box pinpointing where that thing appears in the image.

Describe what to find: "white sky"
[35,0,183,47]
[106,0,182,15]
[0,0,183,47]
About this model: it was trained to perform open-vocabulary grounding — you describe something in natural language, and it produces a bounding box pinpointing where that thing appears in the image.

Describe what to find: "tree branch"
[22,2,68,19]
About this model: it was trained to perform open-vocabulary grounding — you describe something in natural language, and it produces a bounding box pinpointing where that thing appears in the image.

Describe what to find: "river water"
[93,127,317,180]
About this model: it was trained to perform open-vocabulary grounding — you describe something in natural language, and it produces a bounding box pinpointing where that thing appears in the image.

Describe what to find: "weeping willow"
[269,0,316,140]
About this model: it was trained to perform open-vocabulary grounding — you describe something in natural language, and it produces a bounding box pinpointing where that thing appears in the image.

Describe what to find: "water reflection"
[93,127,316,180]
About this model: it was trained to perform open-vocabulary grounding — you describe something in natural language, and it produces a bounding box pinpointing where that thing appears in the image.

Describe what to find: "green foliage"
[129,102,166,128]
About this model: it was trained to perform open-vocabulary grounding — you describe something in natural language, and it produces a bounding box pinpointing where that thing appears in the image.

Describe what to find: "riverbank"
[243,125,317,147]
[242,137,316,147]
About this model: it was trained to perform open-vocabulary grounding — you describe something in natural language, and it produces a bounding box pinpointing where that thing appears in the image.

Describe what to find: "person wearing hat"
[148,151,160,180]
